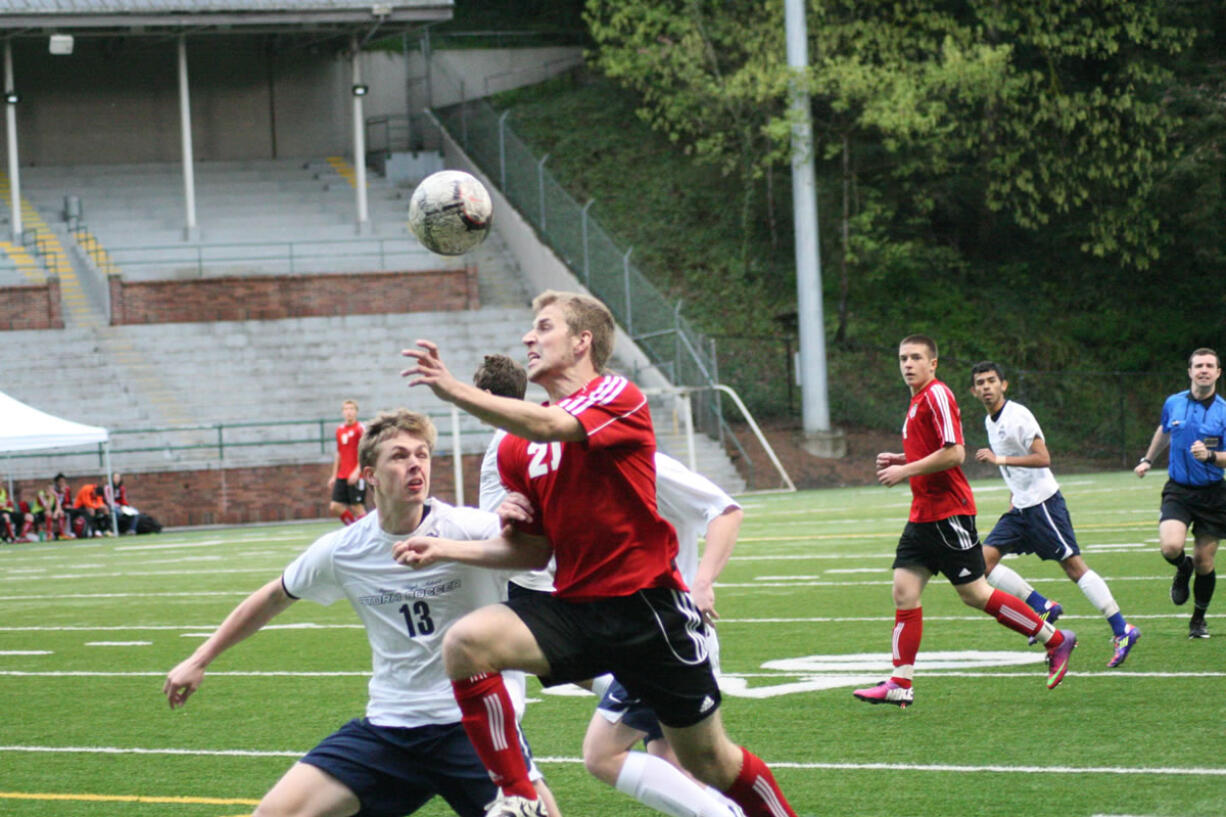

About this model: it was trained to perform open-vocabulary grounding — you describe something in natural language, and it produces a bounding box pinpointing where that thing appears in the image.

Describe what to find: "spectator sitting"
[54,473,87,540]
[1,484,36,542]
[109,472,143,535]
[73,482,112,537]
[37,481,72,540]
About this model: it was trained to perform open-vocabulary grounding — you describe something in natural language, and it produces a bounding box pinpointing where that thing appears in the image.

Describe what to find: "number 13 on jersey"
[527,442,563,478]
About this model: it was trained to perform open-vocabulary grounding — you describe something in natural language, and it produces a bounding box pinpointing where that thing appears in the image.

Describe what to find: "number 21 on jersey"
[527,442,563,478]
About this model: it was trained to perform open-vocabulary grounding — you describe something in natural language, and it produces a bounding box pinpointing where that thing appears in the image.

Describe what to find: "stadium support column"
[351,38,371,235]
[4,40,21,242]
[785,0,845,458]
[177,37,200,242]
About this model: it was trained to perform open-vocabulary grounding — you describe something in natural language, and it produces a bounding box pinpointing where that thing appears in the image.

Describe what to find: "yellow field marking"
[0,791,259,806]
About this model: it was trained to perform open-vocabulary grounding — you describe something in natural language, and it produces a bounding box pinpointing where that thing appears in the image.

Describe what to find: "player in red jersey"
[853,335,1079,709]
[396,290,797,817]
[329,399,367,526]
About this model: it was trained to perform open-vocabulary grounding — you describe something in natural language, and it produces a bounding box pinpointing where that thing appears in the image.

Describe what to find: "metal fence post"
[216,424,224,460]
[320,419,327,454]
[499,110,509,190]
[581,199,593,287]
[537,153,549,230]
[623,247,633,334]
[460,79,468,149]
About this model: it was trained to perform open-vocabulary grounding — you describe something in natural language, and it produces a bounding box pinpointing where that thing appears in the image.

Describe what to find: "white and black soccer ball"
[407,170,493,256]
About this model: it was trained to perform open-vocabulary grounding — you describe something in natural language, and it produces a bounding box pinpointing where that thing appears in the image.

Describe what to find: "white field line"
[0,651,51,655]
[84,642,151,647]
[1,745,1223,777]
[0,591,249,601]
[716,576,1167,588]
[0,612,1198,632]
[112,540,227,551]
[0,670,1221,680]
[2,568,274,582]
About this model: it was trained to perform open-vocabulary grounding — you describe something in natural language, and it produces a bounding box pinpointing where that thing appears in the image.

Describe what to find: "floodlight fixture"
[4,91,19,105]
[352,84,369,97]
[49,34,74,55]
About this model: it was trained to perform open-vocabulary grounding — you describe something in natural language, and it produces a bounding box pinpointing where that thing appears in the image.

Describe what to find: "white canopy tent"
[0,390,116,535]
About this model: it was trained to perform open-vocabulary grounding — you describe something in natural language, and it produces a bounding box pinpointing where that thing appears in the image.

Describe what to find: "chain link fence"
[429,64,726,437]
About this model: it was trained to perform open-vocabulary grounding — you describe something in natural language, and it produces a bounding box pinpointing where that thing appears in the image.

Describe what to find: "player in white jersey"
[473,354,745,817]
[970,362,1140,667]
[163,409,550,817]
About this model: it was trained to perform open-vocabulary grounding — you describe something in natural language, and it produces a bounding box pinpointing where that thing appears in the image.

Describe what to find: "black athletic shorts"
[892,515,986,585]
[331,478,366,506]
[1160,480,1226,540]
[504,586,720,729]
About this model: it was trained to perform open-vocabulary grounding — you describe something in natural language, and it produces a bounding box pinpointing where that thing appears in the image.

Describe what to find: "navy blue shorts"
[984,491,1080,562]
[298,718,497,817]
[595,678,666,745]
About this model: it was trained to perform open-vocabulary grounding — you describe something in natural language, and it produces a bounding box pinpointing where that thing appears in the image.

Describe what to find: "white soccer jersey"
[281,501,521,728]
[984,400,1061,509]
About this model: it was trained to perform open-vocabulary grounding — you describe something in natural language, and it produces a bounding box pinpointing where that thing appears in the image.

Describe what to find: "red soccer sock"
[339,509,356,526]
[724,746,797,817]
[452,673,537,800]
[890,607,922,688]
[984,589,1049,640]
[19,517,33,538]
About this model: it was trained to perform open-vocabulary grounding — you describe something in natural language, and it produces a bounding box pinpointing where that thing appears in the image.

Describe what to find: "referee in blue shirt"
[1135,348,1226,639]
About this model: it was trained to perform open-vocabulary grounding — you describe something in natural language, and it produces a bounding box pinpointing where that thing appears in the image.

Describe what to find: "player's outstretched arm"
[879,444,963,486]
[163,577,296,709]
[402,340,585,442]
[393,531,552,571]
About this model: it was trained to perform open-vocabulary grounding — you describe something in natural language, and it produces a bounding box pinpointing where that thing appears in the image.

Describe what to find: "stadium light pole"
[351,37,371,235]
[785,0,844,457]
[177,37,199,242]
[4,40,22,242]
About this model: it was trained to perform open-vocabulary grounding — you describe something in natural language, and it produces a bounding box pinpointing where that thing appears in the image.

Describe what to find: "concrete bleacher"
[17,158,446,279]
[2,157,747,494]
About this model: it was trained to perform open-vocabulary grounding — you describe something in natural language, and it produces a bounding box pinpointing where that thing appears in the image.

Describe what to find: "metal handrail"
[81,236,426,273]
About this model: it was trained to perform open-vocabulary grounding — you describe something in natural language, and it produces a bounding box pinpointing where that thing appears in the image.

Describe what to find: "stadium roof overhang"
[0,2,453,41]
[0,2,453,240]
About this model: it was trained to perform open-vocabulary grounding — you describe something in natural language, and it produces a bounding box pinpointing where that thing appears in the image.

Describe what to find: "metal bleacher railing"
[77,236,425,277]
[427,61,728,443]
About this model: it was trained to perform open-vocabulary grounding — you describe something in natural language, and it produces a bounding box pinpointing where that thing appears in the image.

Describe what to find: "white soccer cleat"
[484,793,547,817]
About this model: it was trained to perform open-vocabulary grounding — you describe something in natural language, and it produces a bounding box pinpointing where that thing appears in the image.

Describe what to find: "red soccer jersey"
[498,374,685,601]
[902,378,976,522]
[335,422,364,480]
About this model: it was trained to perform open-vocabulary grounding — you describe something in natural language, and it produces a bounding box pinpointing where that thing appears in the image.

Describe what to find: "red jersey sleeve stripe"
[584,394,649,439]
[927,384,958,444]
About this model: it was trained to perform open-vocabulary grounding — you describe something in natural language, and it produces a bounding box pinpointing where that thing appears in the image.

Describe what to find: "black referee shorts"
[504,587,720,729]
[1160,480,1226,540]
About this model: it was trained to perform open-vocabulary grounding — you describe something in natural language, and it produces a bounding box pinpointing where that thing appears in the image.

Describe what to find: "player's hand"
[975,448,997,464]
[393,537,445,569]
[497,492,535,527]
[876,452,904,469]
[877,464,907,487]
[327,475,336,488]
[347,474,359,486]
[1190,440,1214,463]
[163,659,205,709]
[401,340,461,400]
[691,581,718,625]
[1134,461,1151,478]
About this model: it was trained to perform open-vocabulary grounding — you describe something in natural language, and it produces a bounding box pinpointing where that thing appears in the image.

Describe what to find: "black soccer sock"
[1193,570,1216,615]
[1164,550,1190,569]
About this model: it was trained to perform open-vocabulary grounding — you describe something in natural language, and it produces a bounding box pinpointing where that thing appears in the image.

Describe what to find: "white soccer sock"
[615,751,739,817]
[985,563,1036,600]
[1076,569,1121,618]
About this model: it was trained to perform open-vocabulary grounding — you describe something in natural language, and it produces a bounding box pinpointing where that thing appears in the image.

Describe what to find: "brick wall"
[12,454,485,530]
[109,267,478,325]
[0,277,64,330]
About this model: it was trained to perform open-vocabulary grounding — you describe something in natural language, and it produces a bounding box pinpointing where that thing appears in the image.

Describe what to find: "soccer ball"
[407,170,493,256]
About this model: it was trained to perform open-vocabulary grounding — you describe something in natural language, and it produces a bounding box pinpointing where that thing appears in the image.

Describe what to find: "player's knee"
[581,744,619,785]
[441,617,493,676]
